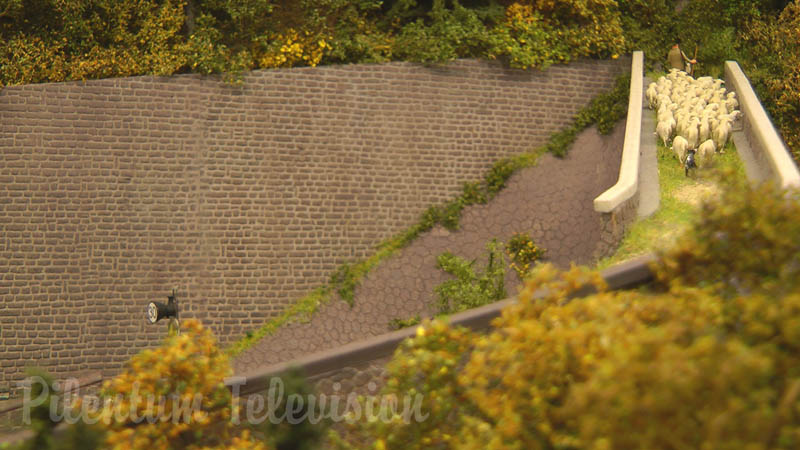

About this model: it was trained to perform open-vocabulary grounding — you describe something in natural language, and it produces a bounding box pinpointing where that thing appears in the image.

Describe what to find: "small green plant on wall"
[388,315,422,330]
[434,239,507,314]
[506,232,546,280]
[434,235,546,314]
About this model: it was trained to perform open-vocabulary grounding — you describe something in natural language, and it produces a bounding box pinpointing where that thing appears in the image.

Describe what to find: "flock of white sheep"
[647,69,741,173]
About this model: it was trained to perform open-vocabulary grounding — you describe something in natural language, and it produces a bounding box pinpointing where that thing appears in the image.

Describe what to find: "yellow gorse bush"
[356,177,800,449]
[0,0,189,85]
[505,232,545,280]
[258,29,331,69]
[97,319,268,450]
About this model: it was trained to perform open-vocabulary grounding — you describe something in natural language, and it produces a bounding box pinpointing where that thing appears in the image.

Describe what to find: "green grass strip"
[595,137,746,270]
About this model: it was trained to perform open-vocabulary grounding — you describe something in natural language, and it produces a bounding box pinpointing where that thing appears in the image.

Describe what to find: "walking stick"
[690,45,698,76]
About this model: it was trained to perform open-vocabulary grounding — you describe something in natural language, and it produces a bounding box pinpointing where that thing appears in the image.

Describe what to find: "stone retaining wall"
[0,56,630,398]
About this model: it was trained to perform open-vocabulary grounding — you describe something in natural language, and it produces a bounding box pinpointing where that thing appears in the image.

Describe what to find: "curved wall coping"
[228,253,657,396]
[593,51,644,213]
[724,61,800,189]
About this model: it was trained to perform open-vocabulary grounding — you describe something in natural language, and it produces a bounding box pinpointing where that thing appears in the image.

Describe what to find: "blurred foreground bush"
[349,175,800,449]
[10,319,326,450]
[96,319,263,449]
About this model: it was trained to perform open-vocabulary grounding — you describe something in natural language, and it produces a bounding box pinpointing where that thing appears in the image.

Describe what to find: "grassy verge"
[595,137,746,270]
[226,74,630,357]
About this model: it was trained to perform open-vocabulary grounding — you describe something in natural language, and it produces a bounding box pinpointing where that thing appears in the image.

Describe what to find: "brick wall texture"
[0,57,630,396]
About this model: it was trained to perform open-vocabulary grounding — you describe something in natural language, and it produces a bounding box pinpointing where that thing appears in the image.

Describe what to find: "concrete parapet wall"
[724,61,800,189]
[593,193,639,261]
[593,51,644,213]
[592,51,644,260]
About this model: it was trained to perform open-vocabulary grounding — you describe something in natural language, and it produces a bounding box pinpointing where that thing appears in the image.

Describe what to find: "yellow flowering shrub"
[0,36,70,85]
[258,29,331,68]
[352,177,800,449]
[347,320,476,449]
[505,232,545,280]
[0,0,190,85]
[97,319,267,450]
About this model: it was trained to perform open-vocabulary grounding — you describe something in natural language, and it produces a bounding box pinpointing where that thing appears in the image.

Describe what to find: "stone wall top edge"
[0,55,630,92]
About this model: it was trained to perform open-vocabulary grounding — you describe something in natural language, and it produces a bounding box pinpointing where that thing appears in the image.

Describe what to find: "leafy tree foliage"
[743,0,800,161]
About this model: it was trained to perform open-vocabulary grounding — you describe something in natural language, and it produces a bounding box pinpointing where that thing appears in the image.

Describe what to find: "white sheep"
[696,76,713,88]
[656,118,676,145]
[667,69,681,82]
[713,120,732,152]
[646,83,659,109]
[675,114,688,137]
[656,94,671,110]
[697,139,716,167]
[699,117,711,143]
[725,95,739,113]
[672,135,689,164]
[652,73,737,159]
[686,117,700,149]
[658,107,674,124]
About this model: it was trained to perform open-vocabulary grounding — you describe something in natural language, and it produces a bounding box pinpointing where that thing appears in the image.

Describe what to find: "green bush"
[434,239,506,314]
[10,321,281,449]
[487,1,626,70]
[330,263,359,306]
[388,315,421,330]
[391,0,491,64]
[253,367,329,450]
[742,0,800,162]
[653,170,800,298]
[616,0,677,71]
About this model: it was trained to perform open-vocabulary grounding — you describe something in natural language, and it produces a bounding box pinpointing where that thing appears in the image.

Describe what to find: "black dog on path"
[685,149,697,176]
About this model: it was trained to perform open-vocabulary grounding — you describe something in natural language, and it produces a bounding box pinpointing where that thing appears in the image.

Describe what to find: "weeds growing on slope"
[228,72,630,357]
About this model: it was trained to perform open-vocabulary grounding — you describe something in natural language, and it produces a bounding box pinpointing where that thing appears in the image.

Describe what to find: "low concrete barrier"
[593,50,644,212]
[724,61,800,189]
[229,253,657,396]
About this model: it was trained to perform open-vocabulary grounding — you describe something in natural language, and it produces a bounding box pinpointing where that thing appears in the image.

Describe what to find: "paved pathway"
[638,76,660,218]
[233,122,627,374]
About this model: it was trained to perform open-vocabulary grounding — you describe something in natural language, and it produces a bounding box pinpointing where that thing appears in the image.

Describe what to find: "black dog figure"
[685,149,697,177]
